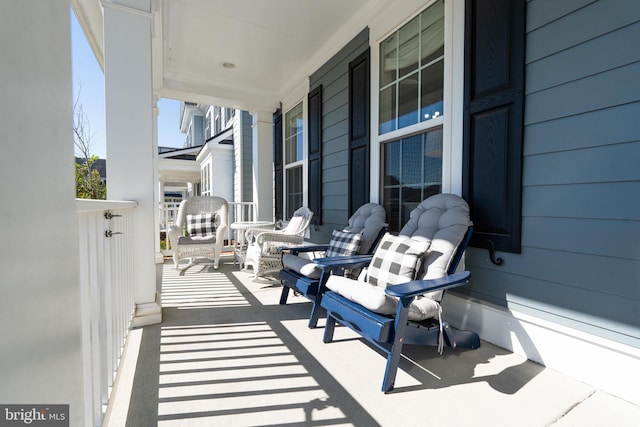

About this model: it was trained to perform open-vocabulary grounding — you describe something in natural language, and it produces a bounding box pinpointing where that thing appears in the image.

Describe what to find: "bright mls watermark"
[0,405,68,426]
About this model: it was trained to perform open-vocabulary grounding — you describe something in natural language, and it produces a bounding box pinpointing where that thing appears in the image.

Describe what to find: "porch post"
[252,110,275,221]
[1,2,84,424]
[104,0,161,326]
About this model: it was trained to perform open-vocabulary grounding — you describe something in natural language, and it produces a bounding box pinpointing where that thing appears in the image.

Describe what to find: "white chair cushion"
[187,213,217,236]
[326,276,440,321]
[366,233,430,288]
[325,230,362,257]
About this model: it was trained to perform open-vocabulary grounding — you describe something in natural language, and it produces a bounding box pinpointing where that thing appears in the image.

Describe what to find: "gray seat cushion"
[282,253,322,279]
[177,235,217,245]
[326,275,440,321]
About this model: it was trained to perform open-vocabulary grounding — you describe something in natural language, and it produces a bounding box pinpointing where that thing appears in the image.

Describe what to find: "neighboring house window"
[214,106,222,135]
[379,1,445,231]
[205,109,213,139]
[284,101,304,218]
[202,163,210,196]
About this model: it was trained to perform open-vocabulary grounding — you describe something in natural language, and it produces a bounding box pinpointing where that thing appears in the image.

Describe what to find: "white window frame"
[370,0,465,200]
[282,99,307,219]
[201,162,211,196]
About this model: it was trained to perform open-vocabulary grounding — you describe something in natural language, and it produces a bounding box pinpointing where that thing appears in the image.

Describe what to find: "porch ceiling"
[76,0,386,112]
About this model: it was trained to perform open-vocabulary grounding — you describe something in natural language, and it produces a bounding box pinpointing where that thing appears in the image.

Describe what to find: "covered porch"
[105,257,640,426]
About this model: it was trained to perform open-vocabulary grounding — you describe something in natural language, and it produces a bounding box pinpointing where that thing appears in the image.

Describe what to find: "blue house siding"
[308,28,369,243]
[461,0,640,347]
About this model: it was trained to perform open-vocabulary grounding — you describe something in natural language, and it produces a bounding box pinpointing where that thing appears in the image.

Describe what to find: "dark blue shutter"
[348,49,370,216]
[308,86,322,225]
[463,0,525,254]
[273,108,283,221]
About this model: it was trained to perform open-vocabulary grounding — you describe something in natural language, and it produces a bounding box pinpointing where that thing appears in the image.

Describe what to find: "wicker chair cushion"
[178,235,217,245]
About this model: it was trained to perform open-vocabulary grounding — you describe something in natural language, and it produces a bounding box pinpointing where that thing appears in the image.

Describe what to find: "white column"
[0,2,84,425]
[104,0,161,326]
[252,110,274,221]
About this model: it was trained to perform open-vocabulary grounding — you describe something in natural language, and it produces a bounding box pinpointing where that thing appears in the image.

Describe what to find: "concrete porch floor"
[105,257,640,426]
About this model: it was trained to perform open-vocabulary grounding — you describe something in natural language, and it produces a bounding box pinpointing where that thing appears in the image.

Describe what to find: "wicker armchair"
[244,207,313,278]
[168,196,228,270]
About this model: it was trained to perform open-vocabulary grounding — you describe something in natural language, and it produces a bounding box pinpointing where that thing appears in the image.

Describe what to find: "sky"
[71,11,185,159]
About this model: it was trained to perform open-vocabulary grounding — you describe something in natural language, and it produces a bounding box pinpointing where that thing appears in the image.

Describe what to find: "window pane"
[401,134,422,185]
[423,128,443,187]
[398,15,420,79]
[384,141,400,186]
[381,129,443,232]
[421,1,444,65]
[285,102,303,164]
[379,1,445,135]
[420,59,444,122]
[286,166,303,218]
[398,73,419,128]
[379,34,397,87]
[383,187,401,232]
[379,85,397,134]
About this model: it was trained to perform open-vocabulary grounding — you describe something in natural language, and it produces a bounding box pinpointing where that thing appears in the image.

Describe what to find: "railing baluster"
[77,200,137,426]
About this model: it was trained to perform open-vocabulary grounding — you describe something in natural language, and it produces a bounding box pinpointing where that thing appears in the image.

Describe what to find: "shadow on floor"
[126,259,544,426]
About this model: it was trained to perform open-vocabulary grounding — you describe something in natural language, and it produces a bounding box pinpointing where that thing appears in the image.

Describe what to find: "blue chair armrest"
[385,271,471,298]
[313,254,373,270]
[279,244,329,254]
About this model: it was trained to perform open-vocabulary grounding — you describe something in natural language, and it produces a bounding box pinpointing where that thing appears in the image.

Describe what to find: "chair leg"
[307,301,323,329]
[323,315,336,343]
[381,298,411,393]
[279,285,290,305]
[382,345,403,393]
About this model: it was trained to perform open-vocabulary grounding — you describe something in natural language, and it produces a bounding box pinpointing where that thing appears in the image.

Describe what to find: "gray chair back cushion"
[399,193,471,281]
[344,203,387,254]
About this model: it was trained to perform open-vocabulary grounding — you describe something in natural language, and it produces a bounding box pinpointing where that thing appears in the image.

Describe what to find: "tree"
[73,84,106,199]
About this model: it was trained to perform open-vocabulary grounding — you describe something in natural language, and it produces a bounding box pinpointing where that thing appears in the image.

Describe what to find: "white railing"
[159,201,258,253]
[77,199,137,427]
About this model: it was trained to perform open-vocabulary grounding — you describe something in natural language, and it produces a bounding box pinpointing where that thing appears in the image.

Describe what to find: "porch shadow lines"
[160,335,280,346]
[157,385,322,403]
[124,261,383,426]
[158,361,301,375]
[159,342,286,355]
[158,351,293,367]
[157,372,311,388]
[156,402,348,424]
[160,336,279,346]
[162,353,292,364]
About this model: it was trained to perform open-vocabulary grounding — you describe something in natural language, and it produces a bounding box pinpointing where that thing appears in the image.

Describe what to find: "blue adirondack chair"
[279,203,387,328]
[317,194,480,393]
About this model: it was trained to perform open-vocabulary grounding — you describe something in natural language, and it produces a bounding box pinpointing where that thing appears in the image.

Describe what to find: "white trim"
[100,0,153,19]
[443,294,640,406]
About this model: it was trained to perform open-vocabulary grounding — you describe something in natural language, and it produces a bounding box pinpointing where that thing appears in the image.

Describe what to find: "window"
[205,109,212,139]
[201,163,210,196]
[284,102,304,218]
[379,1,444,134]
[379,1,447,232]
[382,128,442,231]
